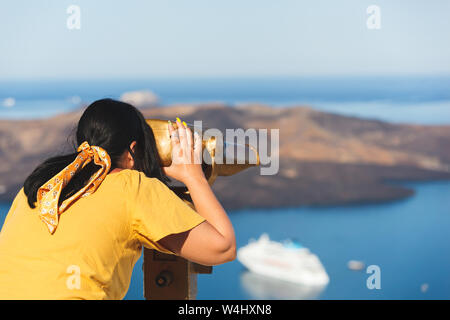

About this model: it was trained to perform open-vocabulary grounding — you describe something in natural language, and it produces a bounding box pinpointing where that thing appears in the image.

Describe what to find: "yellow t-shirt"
[0,169,206,300]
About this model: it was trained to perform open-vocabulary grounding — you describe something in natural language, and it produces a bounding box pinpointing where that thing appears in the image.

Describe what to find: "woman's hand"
[163,118,205,185]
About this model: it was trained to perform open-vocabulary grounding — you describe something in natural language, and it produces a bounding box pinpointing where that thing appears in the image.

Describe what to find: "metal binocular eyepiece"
[146,119,260,185]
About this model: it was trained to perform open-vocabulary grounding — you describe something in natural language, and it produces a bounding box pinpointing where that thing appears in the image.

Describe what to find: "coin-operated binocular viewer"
[143,119,260,300]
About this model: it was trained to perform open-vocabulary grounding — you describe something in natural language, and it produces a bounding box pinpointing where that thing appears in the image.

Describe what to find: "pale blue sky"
[1,0,449,79]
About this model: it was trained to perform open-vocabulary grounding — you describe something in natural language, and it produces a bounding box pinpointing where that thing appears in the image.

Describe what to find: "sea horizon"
[1,75,450,125]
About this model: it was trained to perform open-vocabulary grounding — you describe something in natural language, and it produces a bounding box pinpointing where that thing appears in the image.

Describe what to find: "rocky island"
[0,103,449,210]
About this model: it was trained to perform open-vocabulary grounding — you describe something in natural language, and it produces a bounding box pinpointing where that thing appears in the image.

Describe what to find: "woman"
[0,98,236,299]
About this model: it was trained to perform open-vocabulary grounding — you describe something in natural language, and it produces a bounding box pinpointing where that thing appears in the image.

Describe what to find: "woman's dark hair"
[24,98,167,208]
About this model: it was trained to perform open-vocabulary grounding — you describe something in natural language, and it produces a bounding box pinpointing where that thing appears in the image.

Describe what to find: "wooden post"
[143,249,212,300]
[143,186,212,300]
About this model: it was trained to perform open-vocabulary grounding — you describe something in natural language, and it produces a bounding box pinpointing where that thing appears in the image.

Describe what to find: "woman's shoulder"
[10,187,26,205]
[106,169,173,208]
[106,169,163,190]
[10,187,27,208]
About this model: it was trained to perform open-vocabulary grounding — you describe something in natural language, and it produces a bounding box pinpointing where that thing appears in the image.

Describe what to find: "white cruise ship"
[237,234,329,287]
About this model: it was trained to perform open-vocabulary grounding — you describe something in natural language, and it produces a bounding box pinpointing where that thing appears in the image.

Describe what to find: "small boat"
[2,97,15,108]
[237,234,329,286]
[420,283,429,293]
[347,260,365,271]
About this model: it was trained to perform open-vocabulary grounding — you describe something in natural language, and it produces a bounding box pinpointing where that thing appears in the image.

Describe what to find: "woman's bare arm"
[157,119,236,266]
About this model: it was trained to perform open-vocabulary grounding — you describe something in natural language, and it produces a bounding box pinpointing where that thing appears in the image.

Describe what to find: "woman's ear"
[127,141,137,169]
[129,141,137,153]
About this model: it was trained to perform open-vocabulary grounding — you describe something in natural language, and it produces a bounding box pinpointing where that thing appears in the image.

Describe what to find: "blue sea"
[1,181,450,299]
[1,76,450,124]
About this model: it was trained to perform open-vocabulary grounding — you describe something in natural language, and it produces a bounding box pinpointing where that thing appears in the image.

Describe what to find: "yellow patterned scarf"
[37,141,111,234]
